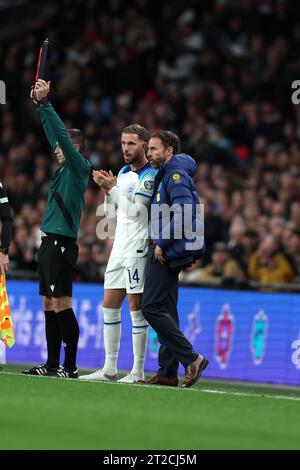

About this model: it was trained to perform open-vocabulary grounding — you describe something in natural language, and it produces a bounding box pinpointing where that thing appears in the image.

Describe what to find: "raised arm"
[30,83,56,151]
[32,80,88,174]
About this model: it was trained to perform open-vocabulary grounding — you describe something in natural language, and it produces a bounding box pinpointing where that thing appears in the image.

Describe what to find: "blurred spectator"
[282,229,300,277]
[179,259,203,283]
[248,236,295,285]
[230,228,260,274]
[183,242,246,287]
[9,224,37,271]
[74,242,100,283]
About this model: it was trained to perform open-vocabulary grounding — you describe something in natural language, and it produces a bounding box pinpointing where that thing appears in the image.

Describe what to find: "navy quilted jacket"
[150,153,204,261]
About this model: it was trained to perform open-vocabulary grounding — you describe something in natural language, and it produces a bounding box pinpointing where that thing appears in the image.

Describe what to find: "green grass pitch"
[0,364,299,450]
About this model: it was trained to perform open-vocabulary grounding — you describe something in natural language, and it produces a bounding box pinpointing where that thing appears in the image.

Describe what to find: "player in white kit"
[79,125,157,383]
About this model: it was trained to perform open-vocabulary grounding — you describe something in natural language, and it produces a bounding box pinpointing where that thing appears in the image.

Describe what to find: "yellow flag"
[0,274,15,348]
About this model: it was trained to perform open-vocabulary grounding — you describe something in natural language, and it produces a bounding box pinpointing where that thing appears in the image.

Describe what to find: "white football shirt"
[105,162,157,259]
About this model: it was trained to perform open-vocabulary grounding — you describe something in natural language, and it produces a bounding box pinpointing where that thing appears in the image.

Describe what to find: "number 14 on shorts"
[127,268,140,289]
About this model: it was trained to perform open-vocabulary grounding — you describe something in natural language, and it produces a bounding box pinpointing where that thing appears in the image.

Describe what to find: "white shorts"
[104,256,147,293]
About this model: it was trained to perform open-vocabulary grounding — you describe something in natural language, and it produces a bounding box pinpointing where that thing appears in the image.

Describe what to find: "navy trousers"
[142,245,198,377]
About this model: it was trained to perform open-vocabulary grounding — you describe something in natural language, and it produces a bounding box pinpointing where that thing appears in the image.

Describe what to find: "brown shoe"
[182,355,209,388]
[138,374,178,387]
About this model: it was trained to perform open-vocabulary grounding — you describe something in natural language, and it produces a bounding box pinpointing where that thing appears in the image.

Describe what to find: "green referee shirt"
[37,102,92,239]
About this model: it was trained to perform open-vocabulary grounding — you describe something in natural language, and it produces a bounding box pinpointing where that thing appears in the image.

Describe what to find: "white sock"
[130,310,148,376]
[103,308,121,375]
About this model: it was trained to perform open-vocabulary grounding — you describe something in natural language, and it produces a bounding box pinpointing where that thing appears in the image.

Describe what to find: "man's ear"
[74,143,80,152]
[166,146,174,158]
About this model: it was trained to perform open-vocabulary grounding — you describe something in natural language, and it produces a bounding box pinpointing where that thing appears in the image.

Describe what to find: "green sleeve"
[38,111,57,151]
[37,102,88,174]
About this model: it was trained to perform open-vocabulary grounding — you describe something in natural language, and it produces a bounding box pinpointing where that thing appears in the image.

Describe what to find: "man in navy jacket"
[140,130,208,388]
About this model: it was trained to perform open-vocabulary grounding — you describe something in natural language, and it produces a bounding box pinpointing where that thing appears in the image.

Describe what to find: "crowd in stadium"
[1,0,300,287]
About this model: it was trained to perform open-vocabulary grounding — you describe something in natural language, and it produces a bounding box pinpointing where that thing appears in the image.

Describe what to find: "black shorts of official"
[38,234,79,298]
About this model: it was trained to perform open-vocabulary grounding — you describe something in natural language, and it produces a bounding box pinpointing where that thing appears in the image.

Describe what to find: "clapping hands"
[93,169,117,193]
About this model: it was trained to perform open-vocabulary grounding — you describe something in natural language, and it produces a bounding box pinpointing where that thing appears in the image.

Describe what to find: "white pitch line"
[2,370,300,402]
[200,388,300,402]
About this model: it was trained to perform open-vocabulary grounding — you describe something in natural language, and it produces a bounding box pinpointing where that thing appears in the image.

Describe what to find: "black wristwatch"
[0,247,9,255]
